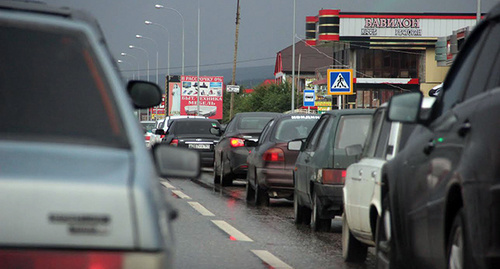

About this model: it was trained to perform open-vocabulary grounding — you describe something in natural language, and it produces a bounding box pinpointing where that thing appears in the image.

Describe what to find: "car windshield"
[238,116,274,130]
[141,122,156,132]
[0,22,127,148]
[273,117,319,141]
[171,121,217,135]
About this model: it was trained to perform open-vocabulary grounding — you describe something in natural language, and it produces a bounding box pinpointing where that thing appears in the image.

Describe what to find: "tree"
[222,81,303,123]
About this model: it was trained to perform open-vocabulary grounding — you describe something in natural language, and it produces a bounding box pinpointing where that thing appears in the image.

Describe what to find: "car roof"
[171,118,218,123]
[234,112,281,117]
[322,108,375,116]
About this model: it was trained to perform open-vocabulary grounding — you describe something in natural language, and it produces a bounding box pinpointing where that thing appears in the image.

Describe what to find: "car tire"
[213,159,220,184]
[311,192,331,232]
[255,183,269,206]
[447,209,471,269]
[342,213,368,262]
[245,180,256,204]
[220,156,232,186]
[375,196,400,269]
[294,190,311,225]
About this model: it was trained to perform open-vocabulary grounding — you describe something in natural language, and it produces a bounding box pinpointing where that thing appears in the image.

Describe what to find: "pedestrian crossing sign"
[327,69,353,95]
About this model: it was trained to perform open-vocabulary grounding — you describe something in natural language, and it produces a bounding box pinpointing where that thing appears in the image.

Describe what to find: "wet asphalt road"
[162,169,376,269]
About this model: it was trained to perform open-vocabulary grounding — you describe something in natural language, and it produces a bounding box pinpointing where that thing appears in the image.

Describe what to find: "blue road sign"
[303,89,315,107]
[327,69,353,95]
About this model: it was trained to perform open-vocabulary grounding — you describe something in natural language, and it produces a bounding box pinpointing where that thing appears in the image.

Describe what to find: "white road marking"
[171,190,191,200]
[211,220,253,242]
[188,202,215,216]
[251,250,293,269]
[160,181,176,189]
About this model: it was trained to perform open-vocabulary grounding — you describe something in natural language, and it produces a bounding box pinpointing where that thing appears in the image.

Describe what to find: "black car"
[246,114,320,206]
[160,118,221,167]
[376,4,500,268]
[290,109,374,231]
[213,112,281,186]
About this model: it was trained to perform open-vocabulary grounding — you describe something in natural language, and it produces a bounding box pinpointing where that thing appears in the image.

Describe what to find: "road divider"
[171,190,192,200]
[188,201,215,216]
[251,250,293,269]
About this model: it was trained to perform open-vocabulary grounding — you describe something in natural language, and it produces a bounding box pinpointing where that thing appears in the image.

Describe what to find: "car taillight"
[230,138,245,148]
[145,136,151,141]
[160,135,165,139]
[170,139,179,146]
[321,168,346,184]
[262,148,285,162]
[0,249,166,269]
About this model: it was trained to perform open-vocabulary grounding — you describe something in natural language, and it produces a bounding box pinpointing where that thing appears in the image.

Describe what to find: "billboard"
[168,75,224,119]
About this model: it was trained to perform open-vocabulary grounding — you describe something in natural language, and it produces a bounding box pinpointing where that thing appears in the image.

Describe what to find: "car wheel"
[220,157,232,186]
[447,209,471,269]
[311,192,331,232]
[294,190,311,225]
[255,183,269,206]
[342,213,368,262]
[213,159,220,184]
[245,180,256,204]
[375,196,399,269]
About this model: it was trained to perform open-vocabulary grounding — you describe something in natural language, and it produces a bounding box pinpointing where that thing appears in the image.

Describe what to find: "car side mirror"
[127,80,162,109]
[387,92,422,123]
[244,140,258,148]
[155,129,165,135]
[152,144,201,179]
[288,139,303,151]
[345,144,363,161]
[210,127,221,136]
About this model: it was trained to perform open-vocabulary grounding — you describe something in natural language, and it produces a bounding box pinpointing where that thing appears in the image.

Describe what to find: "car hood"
[0,141,136,249]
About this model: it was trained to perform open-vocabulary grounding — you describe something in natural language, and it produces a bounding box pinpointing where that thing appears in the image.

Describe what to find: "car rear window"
[274,117,319,141]
[238,116,274,130]
[171,120,218,135]
[0,23,127,148]
[335,115,372,149]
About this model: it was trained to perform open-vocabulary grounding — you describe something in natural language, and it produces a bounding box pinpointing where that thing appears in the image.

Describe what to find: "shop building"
[277,9,480,109]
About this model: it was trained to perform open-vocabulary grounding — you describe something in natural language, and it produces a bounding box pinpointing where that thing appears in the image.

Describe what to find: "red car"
[245,113,320,206]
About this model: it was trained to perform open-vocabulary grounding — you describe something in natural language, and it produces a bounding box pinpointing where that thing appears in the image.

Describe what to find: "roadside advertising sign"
[179,75,224,119]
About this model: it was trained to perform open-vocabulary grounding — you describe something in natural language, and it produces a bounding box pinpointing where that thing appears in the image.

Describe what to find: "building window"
[356,49,420,78]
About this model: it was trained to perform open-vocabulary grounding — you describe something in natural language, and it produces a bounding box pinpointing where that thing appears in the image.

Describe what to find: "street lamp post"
[145,21,170,78]
[291,0,296,112]
[120,52,140,79]
[136,34,159,85]
[117,60,135,80]
[196,0,200,116]
[129,45,150,82]
[155,4,185,76]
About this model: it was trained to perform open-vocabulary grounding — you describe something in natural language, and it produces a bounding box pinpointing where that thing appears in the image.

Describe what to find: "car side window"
[374,115,392,158]
[440,21,490,113]
[258,120,274,145]
[466,22,500,99]
[362,109,385,158]
[305,116,328,151]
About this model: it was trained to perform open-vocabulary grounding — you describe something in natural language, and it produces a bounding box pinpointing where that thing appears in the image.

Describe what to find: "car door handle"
[305,155,311,163]
[458,121,471,137]
[371,171,377,178]
[424,140,435,155]
[358,170,363,176]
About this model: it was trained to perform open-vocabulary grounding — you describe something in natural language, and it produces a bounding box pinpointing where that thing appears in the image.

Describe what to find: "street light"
[145,20,170,79]
[136,34,159,84]
[117,60,135,80]
[120,52,140,79]
[128,45,150,82]
[155,4,185,76]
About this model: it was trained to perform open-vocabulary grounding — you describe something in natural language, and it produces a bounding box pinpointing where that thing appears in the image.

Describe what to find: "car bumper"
[227,147,251,176]
[314,182,344,218]
[256,167,293,198]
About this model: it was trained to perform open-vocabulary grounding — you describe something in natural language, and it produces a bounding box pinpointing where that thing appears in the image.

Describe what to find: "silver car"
[0,2,199,268]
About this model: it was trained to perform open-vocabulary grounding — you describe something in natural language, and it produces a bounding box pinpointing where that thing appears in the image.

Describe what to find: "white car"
[342,98,435,262]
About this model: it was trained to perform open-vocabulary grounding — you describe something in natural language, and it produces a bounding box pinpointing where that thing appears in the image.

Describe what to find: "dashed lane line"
[171,190,192,200]
[211,220,253,242]
[251,250,293,269]
[160,181,176,189]
[188,201,215,216]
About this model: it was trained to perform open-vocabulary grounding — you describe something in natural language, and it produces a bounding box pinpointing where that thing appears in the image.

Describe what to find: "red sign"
[178,76,224,119]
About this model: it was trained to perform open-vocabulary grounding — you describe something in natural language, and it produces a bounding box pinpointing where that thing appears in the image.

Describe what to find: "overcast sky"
[41,0,498,79]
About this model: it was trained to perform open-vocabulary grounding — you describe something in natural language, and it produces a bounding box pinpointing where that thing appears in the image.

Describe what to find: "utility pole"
[229,0,240,120]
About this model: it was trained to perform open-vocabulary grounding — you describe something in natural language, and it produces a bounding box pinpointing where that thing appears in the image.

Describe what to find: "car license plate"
[188,144,210,150]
